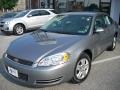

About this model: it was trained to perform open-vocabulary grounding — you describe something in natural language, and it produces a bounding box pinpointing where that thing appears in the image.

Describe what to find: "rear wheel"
[71,53,91,84]
[107,36,117,51]
[13,24,25,35]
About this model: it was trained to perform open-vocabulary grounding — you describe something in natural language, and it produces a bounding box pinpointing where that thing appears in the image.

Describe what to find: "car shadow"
[0,31,9,36]
[0,29,37,36]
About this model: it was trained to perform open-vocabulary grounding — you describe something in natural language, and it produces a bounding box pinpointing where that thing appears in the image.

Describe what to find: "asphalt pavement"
[0,31,120,90]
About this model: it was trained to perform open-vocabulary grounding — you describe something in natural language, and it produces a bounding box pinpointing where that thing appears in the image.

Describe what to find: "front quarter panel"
[66,35,94,64]
[8,17,28,31]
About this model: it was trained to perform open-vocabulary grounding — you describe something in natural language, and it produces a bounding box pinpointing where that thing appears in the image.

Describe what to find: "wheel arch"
[71,49,92,83]
[82,49,92,61]
[115,32,118,37]
[14,23,26,30]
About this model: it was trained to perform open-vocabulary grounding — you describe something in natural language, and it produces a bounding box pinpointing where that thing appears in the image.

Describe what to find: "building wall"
[110,0,120,23]
[26,0,54,9]
[76,0,99,7]
[12,0,120,23]
[14,0,26,11]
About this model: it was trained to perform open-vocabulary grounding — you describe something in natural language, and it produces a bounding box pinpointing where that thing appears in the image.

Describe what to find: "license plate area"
[8,66,18,78]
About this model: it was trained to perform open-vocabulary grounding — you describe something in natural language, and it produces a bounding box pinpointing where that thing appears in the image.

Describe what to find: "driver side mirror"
[95,28,104,33]
[27,14,32,18]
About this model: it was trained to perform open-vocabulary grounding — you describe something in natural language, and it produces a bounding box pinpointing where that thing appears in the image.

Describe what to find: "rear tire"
[71,53,91,84]
[13,24,25,35]
[107,36,117,51]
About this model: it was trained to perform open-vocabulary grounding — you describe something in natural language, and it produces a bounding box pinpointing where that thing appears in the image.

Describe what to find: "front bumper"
[1,55,74,87]
[0,23,13,32]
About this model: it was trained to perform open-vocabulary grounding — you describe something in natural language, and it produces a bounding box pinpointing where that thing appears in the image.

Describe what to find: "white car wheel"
[14,24,25,35]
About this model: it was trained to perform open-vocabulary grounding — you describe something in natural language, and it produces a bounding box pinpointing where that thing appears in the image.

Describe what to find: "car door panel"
[93,33,103,56]
[93,15,109,56]
[104,16,116,46]
[37,10,55,26]
[26,16,39,28]
[37,15,52,26]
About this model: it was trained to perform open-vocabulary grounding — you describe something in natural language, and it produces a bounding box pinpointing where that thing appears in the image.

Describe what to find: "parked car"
[0,12,18,21]
[2,12,118,87]
[0,9,57,35]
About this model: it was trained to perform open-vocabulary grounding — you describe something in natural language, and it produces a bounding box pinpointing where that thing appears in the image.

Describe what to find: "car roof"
[26,9,54,11]
[60,11,107,16]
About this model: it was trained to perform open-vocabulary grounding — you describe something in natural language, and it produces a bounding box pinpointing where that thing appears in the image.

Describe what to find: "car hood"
[7,31,85,63]
[2,18,15,22]
[2,17,21,22]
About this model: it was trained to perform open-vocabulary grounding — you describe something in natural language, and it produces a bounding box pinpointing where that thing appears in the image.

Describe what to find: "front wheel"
[13,24,25,35]
[71,53,91,84]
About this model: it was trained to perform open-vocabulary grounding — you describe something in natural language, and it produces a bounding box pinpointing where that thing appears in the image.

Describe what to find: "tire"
[107,36,117,51]
[13,24,25,35]
[71,53,91,84]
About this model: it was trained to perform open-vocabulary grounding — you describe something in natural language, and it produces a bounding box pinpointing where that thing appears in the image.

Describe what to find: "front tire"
[13,24,25,35]
[71,53,91,84]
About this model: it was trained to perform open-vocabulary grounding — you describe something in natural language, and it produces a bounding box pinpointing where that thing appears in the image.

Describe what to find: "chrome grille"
[7,54,33,66]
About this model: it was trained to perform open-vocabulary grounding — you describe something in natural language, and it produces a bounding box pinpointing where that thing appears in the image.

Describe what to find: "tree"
[0,0,18,11]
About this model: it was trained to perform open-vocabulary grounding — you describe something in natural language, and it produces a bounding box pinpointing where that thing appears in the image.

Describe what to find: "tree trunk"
[2,8,4,12]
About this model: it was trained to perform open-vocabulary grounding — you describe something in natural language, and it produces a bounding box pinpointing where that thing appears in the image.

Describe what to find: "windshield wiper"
[40,29,48,32]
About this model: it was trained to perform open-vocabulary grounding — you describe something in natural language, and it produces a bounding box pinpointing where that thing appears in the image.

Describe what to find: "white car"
[0,9,57,35]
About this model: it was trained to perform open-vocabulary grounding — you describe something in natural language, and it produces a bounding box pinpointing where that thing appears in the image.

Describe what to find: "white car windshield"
[14,10,30,18]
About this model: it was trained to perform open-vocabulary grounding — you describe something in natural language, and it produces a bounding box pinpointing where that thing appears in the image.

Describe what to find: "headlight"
[5,21,10,25]
[37,52,70,66]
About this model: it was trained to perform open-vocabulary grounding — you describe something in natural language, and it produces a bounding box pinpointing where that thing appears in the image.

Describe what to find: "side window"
[94,15,106,29]
[108,16,114,24]
[106,16,113,25]
[39,10,50,16]
[50,10,58,14]
[29,10,41,17]
[104,15,112,25]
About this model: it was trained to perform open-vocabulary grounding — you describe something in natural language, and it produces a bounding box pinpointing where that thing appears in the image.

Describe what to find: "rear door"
[104,15,115,45]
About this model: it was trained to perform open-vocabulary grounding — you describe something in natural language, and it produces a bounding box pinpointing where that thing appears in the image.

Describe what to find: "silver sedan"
[2,12,118,87]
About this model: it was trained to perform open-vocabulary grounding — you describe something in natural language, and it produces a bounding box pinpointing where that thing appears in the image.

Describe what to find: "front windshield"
[1,12,17,18]
[41,14,93,35]
[14,10,29,18]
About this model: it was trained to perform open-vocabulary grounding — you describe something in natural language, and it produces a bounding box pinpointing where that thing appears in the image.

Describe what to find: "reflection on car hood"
[0,18,11,22]
[2,18,15,22]
[7,31,85,62]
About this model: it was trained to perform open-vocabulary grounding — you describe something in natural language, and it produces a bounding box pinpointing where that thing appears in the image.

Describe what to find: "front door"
[93,15,109,56]
[26,10,42,29]
[26,10,55,29]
